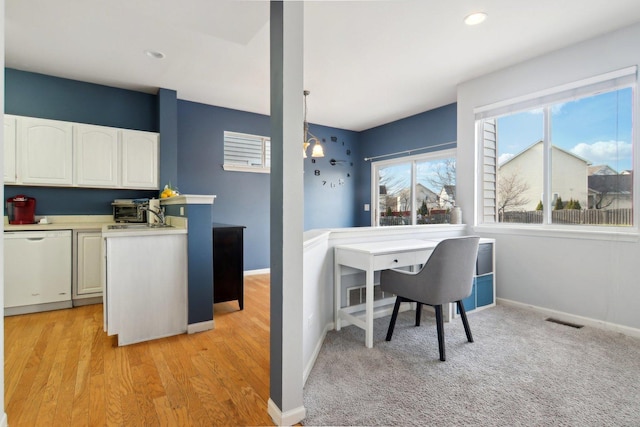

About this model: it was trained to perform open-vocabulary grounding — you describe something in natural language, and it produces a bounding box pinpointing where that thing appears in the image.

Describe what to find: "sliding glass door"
[372,149,457,226]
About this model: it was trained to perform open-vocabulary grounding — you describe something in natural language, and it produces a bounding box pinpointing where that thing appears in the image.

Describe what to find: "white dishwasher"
[4,230,73,315]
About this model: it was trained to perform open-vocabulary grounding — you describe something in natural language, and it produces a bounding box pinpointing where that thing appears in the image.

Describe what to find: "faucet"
[145,206,165,225]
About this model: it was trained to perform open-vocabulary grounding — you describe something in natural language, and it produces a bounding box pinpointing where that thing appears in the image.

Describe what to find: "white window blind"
[223,131,271,173]
[475,66,637,120]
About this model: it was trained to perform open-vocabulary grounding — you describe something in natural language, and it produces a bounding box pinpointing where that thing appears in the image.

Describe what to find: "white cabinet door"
[121,129,159,189]
[4,231,72,308]
[18,117,73,185]
[4,115,17,183]
[75,124,119,187]
[77,231,103,295]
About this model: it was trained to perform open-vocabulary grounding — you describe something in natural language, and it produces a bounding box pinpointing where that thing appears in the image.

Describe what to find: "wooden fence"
[500,208,633,226]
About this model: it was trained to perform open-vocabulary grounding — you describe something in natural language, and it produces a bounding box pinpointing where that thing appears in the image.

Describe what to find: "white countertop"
[4,214,187,236]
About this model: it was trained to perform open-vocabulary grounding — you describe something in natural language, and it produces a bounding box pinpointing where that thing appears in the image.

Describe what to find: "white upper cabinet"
[74,124,119,187]
[121,129,159,189]
[18,117,73,185]
[4,115,17,183]
[5,115,159,190]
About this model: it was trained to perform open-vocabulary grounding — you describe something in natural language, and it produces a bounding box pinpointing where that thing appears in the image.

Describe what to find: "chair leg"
[434,305,445,361]
[457,300,474,343]
[386,297,402,341]
[415,303,422,326]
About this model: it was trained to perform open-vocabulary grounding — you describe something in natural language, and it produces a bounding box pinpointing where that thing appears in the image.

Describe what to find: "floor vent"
[545,317,584,329]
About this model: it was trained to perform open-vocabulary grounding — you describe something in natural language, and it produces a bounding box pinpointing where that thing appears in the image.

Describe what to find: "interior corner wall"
[355,103,458,226]
[456,22,640,331]
[176,100,359,271]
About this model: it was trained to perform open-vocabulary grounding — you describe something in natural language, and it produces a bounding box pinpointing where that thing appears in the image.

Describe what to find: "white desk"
[334,239,440,348]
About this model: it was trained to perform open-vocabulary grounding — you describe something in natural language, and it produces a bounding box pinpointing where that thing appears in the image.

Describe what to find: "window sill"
[472,224,639,242]
[222,164,270,174]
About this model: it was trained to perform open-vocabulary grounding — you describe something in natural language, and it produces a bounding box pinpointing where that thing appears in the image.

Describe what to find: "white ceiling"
[6,0,640,132]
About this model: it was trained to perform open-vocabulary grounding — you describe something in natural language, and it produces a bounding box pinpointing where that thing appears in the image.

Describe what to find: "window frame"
[475,67,639,235]
[370,148,457,227]
[222,131,271,174]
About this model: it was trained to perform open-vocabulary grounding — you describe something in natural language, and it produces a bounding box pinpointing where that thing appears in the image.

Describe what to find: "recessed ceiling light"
[144,49,165,60]
[464,12,487,26]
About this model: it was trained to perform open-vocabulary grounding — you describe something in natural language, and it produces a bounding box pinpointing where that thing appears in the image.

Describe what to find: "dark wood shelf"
[213,224,246,310]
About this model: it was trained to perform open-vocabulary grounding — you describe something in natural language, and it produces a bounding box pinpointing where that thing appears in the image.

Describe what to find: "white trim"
[0,413,7,427]
[473,224,639,242]
[267,398,306,426]
[244,268,270,276]
[222,164,270,174]
[497,298,640,339]
[187,320,214,334]
[160,194,216,205]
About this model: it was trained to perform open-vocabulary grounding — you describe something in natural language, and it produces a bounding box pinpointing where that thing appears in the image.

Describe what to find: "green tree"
[418,200,428,216]
[385,206,393,217]
[554,196,564,210]
[535,200,543,211]
[567,198,581,210]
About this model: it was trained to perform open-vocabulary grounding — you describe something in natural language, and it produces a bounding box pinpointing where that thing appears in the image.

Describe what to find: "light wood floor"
[4,274,274,426]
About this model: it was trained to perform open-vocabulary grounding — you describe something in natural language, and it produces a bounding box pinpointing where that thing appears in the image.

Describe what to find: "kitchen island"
[102,219,188,346]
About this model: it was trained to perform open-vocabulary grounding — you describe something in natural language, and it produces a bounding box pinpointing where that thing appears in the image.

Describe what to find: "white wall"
[457,23,640,332]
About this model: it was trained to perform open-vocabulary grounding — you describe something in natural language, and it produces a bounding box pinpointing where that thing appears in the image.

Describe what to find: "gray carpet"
[303,304,640,426]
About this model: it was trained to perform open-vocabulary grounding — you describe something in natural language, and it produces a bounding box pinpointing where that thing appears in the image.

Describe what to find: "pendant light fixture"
[303,90,324,158]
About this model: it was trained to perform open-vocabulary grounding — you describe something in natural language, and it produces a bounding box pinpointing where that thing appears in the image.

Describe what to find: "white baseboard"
[0,413,7,427]
[267,398,306,426]
[304,322,332,385]
[497,298,640,339]
[187,320,214,334]
[245,268,270,276]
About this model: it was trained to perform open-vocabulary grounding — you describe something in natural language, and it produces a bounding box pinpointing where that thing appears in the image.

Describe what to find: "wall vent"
[545,317,584,329]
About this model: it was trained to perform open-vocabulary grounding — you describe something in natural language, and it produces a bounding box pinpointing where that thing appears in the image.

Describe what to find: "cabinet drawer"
[374,252,418,270]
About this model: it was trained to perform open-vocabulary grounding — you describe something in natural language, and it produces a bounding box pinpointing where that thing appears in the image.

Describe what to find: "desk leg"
[365,269,374,348]
[334,262,342,331]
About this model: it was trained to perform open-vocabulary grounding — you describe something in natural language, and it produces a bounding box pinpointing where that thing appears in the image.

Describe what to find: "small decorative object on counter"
[451,206,462,224]
[160,183,179,199]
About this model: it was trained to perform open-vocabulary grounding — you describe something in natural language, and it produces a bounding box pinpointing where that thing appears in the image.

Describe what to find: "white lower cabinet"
[74,231,103,301]
[104,233,187,346]
[4,230,73,315]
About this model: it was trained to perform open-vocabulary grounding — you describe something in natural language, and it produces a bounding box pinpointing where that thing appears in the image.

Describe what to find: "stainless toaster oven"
[112,199,148,223]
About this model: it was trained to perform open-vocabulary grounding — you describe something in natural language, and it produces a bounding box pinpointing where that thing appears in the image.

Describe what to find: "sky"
[497,87,633,172]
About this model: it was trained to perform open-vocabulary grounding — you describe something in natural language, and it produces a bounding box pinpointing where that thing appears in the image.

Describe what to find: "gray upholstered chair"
[380,236,480,361]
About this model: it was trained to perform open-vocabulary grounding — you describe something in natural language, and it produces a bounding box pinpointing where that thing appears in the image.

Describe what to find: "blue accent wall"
[4,68,160,215]
[6,68,157,130]
[158,88,179,188]
[355,103,458,226]
[177,100,359,271]
[304,124,360,230]
[184,204,214,324]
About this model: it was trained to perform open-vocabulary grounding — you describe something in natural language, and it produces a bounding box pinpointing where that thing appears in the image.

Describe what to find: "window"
[223,131,271,173]
[372,149,456,226]
[477,68,635,228]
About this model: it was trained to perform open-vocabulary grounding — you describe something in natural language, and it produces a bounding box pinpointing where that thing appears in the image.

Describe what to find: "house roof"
[6,1,640,131]
[588,165,618,176]
[499,140,591,169]
[588,173,633,194]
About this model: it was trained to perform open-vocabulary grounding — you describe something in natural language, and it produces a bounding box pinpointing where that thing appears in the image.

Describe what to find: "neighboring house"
[498,141,589,211]
[589,164,617,176]
[588,173,633,209]
[438,185,456,209]
[416,183,439,210]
